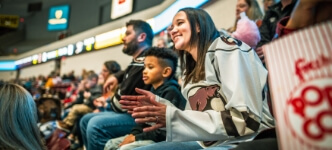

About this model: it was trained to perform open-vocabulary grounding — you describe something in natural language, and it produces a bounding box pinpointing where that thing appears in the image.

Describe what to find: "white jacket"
[158,35,274,148]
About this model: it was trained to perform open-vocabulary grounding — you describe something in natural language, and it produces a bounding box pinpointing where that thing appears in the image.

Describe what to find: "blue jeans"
[133,141,202,150]
[80,111,136,150]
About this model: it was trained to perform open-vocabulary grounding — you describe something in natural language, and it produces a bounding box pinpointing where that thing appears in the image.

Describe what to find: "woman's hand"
[97,74,105,85]
[120,88,156,113]
[103,75,118,93]
[120,88,167,132]
[133,104,167,132]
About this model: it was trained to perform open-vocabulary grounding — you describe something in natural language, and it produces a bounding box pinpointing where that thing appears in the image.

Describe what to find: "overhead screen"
[47,5,70,31]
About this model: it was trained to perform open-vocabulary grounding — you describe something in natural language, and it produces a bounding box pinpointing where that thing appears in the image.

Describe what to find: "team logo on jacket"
[188,84,226,112]
[220,36,242,46]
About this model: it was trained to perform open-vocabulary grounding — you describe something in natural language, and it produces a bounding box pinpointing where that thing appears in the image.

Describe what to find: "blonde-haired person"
[228,0,264,33]
[0,82,46,150]
[226,0,264,49]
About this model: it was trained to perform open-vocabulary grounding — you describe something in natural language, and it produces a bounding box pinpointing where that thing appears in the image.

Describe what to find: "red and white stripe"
[263,21,332,150]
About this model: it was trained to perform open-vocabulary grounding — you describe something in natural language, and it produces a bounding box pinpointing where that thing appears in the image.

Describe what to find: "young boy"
[104,47,186,150]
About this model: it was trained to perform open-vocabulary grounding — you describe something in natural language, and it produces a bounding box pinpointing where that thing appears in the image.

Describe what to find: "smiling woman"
[120,7,274,150]
[168,11,193,53]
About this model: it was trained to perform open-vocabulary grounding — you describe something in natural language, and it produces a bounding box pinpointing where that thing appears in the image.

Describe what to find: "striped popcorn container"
[263,21,332,150]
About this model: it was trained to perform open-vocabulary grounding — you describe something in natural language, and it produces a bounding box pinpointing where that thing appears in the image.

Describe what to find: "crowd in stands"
[0,0,331,149]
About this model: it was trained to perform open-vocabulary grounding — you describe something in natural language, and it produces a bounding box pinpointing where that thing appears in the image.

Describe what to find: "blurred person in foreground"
[0,83,46,150]
[275,0,332,37]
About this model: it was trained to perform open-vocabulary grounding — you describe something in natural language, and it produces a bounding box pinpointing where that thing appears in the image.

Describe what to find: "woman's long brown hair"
[177,8,220,85]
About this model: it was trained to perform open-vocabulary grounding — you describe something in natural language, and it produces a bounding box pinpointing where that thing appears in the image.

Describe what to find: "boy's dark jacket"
[131,79,186,142]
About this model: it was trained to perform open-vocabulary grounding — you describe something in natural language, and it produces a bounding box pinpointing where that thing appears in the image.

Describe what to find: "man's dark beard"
[122,39,139,56]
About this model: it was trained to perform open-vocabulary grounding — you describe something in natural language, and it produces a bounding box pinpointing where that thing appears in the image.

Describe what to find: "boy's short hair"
[144,47,178,79]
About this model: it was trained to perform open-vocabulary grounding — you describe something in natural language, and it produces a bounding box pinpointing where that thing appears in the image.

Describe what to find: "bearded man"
[80,20,153,150]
